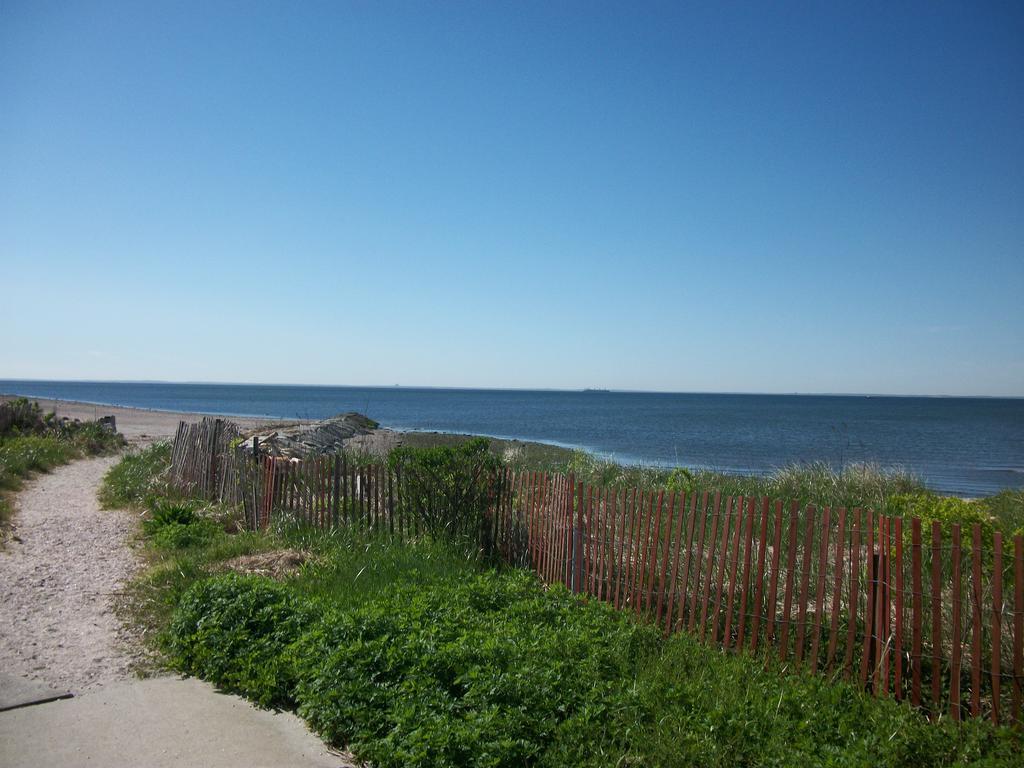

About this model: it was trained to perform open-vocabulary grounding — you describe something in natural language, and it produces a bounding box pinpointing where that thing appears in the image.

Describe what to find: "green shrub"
[142,500,198,534]
[632,631,1022,767]
[166,575,314,707]
[387,438,502,548]
[292,571,658,767]
[0,398,124,453]
[151,519,223,550]
[888,493,997,543]
[0,398,53,437]
[979,490,1024,537]
[65,421,125,454]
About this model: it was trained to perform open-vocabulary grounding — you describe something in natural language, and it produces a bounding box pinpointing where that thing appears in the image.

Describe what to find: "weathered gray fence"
[168,418,242,503]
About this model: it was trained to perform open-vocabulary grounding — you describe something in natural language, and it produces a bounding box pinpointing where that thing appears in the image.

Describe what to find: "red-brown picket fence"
[168,423,1024,727]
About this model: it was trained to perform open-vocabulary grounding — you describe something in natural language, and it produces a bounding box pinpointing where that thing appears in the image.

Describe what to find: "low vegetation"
[102,437,1023,768]
[98,441,171,509]
[0,398,124,534]
[519,449,1024,539]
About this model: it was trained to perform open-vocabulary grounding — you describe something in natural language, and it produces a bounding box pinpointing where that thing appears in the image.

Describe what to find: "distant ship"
[583,388,610,393]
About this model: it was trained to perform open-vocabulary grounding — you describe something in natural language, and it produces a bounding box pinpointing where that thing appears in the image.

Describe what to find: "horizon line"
[1,377,1021,400]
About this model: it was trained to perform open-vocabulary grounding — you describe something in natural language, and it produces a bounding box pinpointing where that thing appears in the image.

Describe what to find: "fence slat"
[665,492,688,633]
[861,510,876,688]
[826,508,847,672]
[710,496,734,644]
[881,517,891,695]
[618,489,634,610]
[613,488,626,609]
[735,497,756,651]
[573,479,584,593]
[877,515,889,696]
[951,524,963,721]
[529,473,540,570]
[655,491,674,626]
[698,492,722,638]
[675,492,698,631]
[844,509,862,678]
[931,522,943,714]
[810,506,831,672]
[1013,534,1023,725]
[894,517,904,700]
[992,532,1002,725]
[911,518,923,707]
[532,473,542,570]
[598,487,610,602]
[723,496,746,648]
[541,474,554,583]
[544,474,555,584]
[645,491,665,616]
[779,502,800,660]
[765,501,785,647]
[795,505,816,668]
[638,491,656,615]
[749,497,771,652]
[688,492,710,631]
[971,524,983,717]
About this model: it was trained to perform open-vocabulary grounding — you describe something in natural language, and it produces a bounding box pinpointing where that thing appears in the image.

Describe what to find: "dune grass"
[514,448,1024,536]
[98,441,172,509]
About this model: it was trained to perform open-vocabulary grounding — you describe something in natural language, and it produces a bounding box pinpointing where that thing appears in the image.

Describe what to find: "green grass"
[508,447,1024,538]
[0,435,78,490]
[546,449,927,510]
[124,508,481,663]
[98,441,172,509]
[979,489,1024,536]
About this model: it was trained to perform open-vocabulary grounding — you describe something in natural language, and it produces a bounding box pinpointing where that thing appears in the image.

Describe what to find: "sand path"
[0,455,136,690]
[0,456,349,767]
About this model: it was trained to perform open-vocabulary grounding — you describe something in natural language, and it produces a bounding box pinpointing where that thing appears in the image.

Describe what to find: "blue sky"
[1,1,1022,396]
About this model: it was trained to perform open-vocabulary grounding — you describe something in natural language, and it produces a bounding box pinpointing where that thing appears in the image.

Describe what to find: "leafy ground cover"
[165,567,1021,768]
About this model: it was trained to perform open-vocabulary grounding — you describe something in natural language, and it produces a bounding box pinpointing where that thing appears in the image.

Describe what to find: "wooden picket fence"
[167,425,1024,727]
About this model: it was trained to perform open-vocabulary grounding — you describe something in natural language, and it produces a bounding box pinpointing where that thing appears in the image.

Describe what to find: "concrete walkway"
[0,677,347,768]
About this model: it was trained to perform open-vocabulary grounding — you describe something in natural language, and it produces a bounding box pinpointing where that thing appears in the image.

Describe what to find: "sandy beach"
[0,393,575,466]
[0,395,306,446]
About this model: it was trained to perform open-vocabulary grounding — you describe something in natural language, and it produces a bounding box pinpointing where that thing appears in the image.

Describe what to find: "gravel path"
[0,456,139,692]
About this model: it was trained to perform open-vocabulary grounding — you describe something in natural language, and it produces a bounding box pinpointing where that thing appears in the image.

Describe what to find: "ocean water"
[2,380,1022,497]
